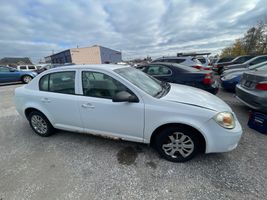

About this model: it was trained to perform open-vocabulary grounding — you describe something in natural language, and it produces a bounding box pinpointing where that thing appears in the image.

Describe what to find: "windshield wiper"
[155,81,170,98]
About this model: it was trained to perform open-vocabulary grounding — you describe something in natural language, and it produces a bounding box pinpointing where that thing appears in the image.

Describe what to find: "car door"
[38,70,83,131]
[146,65,173,82]
[0,67,21,83]
[76,70,144,142]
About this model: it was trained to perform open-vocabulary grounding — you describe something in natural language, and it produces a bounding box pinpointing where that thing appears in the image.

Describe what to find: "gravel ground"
[0,84,266,200]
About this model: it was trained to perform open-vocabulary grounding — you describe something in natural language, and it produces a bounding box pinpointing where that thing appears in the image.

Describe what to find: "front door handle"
[81,103,95,109]
[41,98,51,103]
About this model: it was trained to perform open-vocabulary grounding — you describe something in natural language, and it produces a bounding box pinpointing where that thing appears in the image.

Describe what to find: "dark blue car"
[221,63,267,92]
[221,73,242,92]
[137,62,219,94]
[0,66,37,84]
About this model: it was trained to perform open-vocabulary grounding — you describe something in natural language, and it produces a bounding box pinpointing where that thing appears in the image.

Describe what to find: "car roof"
[46,64,129,72]
[154,56,193,60]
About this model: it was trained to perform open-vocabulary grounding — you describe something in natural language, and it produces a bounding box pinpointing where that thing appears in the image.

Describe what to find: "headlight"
[213,112,235,129]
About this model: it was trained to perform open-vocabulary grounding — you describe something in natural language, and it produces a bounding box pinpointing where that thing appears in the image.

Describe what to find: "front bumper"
[203,118,243,153]
[236,84,267,112]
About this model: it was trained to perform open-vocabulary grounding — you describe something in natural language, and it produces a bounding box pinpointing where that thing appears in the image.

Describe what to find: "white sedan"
[14,65,242,162]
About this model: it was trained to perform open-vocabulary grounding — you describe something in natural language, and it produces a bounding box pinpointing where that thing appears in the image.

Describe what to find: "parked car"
[0,66,37,84]
[34,64,53,74]
[221,62,267,92]
[216,57,236,63]
[224,55,267,71]
[236,71,267,113]
[152,56,209,70]
[213,55,255,74]
[222,61,267,77]
[16,65,38,71]
[14,65,242,162]
[195,56,211,68]
[137,62,219,94]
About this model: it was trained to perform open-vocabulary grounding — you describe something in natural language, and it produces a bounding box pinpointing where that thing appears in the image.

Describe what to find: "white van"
[17,65,38,71]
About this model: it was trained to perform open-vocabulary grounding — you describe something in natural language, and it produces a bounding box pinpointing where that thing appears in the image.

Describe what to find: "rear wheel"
[154,126,200,162]
[29,111,54,137]
[22,75,33,84]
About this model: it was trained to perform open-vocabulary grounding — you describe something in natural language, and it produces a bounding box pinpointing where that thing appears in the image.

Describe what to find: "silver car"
[236,71,267,112]
[222,61,267,77]
[224,55,267,71]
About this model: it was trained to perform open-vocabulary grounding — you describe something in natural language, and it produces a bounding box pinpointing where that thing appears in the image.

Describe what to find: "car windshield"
[115,67,165,97]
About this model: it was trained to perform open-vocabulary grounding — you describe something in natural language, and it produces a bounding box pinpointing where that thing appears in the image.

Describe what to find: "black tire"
[22,75,33,84]
[154,126,200,162]
[28,111,54,137]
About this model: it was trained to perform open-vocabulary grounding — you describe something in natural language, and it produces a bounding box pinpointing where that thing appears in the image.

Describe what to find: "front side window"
[39,71,75,94]
[147,65,172,76]
[82,71,129,99]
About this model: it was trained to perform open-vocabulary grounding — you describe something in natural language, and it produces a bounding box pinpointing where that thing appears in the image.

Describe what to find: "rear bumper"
[221,77,239,91]
[236,84,267,112]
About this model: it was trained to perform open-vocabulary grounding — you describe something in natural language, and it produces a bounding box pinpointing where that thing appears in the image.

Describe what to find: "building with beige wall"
[45,45,122,64]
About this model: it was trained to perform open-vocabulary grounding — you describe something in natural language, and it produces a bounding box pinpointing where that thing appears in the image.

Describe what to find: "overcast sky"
[0,0,266,62]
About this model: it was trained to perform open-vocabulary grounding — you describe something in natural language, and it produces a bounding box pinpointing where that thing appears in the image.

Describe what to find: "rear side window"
[147,65,172,75]
[0,67,10,72]
[39,71,75,94]
[19,66,27,70]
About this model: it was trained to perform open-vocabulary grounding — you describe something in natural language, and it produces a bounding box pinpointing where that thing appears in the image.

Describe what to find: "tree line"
[221,18,267,57]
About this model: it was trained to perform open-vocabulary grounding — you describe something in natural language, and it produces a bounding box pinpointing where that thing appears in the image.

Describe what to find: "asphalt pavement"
[0,84,266,200]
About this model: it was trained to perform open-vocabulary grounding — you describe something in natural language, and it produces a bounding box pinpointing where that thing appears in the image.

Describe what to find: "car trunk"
[241,71,267,90]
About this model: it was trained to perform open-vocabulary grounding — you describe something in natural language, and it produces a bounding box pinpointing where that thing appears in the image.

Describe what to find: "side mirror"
[112,91,139,103]
[9,68,16,72]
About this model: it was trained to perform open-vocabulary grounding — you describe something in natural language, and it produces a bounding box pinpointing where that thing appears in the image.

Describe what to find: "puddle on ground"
[117,146,138,165]
[146,161,157,169]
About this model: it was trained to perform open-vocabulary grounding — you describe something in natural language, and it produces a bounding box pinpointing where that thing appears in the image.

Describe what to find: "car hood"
[161,83,232,112]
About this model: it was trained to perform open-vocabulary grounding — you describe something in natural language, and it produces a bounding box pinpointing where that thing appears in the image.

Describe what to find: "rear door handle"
[81,103,95,109]
[41,98,51,103]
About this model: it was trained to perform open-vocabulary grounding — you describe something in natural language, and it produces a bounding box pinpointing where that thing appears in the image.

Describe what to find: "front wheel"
[29,111,54,137]
[154,126,200,162]
[22,75,33,84]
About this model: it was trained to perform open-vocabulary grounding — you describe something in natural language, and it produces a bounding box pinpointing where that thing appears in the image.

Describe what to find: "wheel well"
[24,108,42,120]
[21,74,32,79]
[150,123,206,153]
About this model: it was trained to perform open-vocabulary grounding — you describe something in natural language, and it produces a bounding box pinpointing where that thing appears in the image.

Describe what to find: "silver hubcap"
[31,115,48,134]
[162,132,194,158]
[24,76,32,83]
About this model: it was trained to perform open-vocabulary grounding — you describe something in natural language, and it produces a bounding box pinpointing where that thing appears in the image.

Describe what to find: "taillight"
[193,65,204,70]
[203,73,213,85]
[255,82,267,90]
